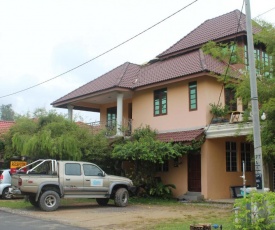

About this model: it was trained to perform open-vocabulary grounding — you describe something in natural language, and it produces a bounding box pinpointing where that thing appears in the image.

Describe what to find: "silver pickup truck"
[9,159,135,211]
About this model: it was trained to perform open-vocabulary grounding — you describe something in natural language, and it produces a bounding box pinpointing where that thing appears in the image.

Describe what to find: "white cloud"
[0,0,274,122]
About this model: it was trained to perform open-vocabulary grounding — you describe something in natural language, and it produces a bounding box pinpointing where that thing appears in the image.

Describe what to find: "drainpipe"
[116,93,123,136]
[67,105,74,121]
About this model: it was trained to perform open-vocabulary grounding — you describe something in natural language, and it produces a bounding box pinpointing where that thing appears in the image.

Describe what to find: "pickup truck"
[9,159,135,211]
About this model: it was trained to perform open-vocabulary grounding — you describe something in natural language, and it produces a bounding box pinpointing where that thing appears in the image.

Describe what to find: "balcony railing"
[87,119,132,137]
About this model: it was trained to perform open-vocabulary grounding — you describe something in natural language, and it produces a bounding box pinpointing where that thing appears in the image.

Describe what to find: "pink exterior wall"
[132,76,226,132]
[100,98,132,124]
[157,155,188,197]
[202,137,255,199]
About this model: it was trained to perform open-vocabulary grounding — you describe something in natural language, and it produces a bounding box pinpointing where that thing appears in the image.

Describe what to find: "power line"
[254,6,275,19]
[0,0,198,99]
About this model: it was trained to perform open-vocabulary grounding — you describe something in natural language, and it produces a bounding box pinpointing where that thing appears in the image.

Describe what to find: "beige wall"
[156,137,255,200]
[157,155,188,197]
[202,137,255,199]
[132,76,226,132]
[100,98,132,123]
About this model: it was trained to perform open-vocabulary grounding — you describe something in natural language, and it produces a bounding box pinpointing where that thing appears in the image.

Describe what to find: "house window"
[157,160,169,172]
[226,142,237,172]
[107,107,117,127]
[154,88,167,116]
[225,87,237,111]
[244,45,274,77]
[189,81,197,110]
[241,143,252,172]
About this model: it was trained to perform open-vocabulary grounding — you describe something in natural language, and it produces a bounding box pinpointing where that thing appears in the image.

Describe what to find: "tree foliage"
[0,104,15,121]
[3,110,111,163]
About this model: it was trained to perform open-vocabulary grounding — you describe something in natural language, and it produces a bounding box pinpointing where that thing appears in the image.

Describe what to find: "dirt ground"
[0,200,233,230]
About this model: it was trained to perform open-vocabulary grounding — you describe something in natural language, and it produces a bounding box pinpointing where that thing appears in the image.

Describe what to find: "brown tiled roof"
[52,10,247,106]
[0,120,15,136]
[157,9,260,58]
[157,129,205,142]
[52,62,140,105]
[52,49,239,105]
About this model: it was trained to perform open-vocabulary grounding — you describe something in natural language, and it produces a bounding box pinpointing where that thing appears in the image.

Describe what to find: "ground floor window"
[157,160,169,172]
[226,142,237,172]
[241,143,252,172]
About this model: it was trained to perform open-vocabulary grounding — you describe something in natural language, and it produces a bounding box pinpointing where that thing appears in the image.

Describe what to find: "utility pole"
[245,0,264,190]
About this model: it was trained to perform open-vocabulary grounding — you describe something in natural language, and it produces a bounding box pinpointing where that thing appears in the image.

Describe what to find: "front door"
[188,153,201,192]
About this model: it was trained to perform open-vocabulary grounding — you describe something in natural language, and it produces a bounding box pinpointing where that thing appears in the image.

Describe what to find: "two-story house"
[52,10,273,200]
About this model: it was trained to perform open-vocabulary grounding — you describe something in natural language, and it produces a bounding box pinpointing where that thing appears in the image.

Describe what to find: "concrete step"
[178,192,204,201]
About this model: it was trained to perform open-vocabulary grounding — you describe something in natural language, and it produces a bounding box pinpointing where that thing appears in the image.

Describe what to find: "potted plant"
[209,103,229,123]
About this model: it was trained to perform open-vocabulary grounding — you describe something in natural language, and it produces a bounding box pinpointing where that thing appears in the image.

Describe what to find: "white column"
[67,105,74,121]
[116,93,123,136]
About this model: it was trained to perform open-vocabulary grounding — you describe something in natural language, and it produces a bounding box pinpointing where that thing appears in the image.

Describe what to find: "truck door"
[63,163,84,195]
[83,164,109,195]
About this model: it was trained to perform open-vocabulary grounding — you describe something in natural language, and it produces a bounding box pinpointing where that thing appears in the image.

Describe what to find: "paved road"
[0,210,86,230]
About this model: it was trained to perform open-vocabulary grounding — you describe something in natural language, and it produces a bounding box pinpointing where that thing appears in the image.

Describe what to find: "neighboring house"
[52,10,274,199]
[0,120,15,167]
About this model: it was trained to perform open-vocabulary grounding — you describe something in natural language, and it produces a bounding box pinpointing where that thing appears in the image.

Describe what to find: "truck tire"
[29,195,40,208]
[96,198,109,206]
[2,187,11,199]
[39,190,60,212]
[114,188,129,207]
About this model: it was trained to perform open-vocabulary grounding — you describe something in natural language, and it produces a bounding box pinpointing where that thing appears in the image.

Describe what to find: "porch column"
[67,105,74,121]
[116,93,123,136]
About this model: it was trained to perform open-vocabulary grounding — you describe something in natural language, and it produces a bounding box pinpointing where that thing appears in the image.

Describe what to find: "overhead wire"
[0,0,198,99]
[1,2,274,100]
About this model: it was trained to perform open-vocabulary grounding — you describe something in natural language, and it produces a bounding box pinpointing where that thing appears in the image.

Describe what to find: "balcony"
[205,121,253,139]
[87,119,132,137]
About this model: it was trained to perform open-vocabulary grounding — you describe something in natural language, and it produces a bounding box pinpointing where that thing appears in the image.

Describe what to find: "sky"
[0,0,274,123]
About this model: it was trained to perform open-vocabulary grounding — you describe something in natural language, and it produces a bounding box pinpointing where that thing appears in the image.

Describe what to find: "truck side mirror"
[98,172,105,177]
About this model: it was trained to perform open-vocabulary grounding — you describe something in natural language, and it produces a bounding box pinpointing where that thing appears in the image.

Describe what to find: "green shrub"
[232,191,275,229]
[149,182,176,199]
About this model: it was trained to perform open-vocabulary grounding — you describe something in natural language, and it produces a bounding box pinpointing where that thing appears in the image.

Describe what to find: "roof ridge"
[233,9,246,32]
[199,49,207,71]
[116,62,130,86]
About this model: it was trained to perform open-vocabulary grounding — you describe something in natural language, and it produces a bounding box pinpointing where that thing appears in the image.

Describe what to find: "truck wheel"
[29,196,40,208]
[39,190,60,212]
[96,198,109,206]
[114,188,129,207]
[2,187,11,199]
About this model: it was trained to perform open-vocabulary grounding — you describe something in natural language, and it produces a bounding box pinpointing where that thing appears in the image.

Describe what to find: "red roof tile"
[157,129,205,142]
[0,120,15,136]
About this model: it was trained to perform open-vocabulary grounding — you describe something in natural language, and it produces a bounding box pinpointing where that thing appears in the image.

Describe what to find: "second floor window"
[189,81,197,110]
[226,142,237,172]
[245,45,274,78]
[225,87,237,111]
[154,88,167,116]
